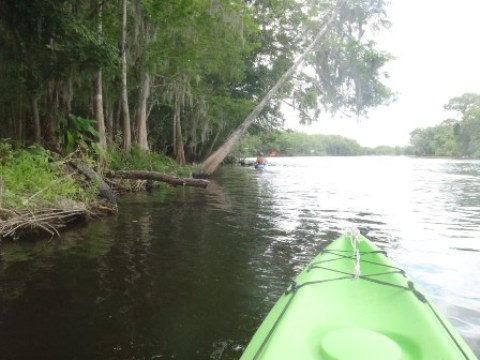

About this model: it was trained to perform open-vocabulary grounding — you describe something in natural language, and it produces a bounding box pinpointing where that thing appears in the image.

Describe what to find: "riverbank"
[0,145,196,241]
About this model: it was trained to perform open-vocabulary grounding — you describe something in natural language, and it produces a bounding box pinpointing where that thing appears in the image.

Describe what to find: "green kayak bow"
[241,231,478,360]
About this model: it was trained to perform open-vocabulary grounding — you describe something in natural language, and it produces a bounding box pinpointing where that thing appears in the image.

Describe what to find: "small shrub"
[107,145,191,176]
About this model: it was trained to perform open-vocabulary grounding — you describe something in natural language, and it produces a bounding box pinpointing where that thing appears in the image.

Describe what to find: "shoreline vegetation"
[0,143,208,241]
[0,0,395,177]
[3,88,480,241]
[3,119,479,242]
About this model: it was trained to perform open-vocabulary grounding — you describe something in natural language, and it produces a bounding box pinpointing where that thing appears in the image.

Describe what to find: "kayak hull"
[255,164,267,170]
[241,233,477,360]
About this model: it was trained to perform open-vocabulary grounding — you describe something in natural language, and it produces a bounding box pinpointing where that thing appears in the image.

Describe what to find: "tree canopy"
[410,93,480,158]
[0,0,393,166]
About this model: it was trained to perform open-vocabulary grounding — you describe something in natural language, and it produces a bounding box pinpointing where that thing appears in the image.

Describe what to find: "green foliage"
[0,146,88,209]
[456,107,480,157]
[107,145,191,177]
[410,93,480,158]
[1,0,118,86]
[0,140,13,165]
[63,19,119,70]
[365,145,407,156]
[231,134,263,158]
[57,116,103,157]
[142,0,259,157]
[235,129,412,157]
[444,93,480,116]
[290,0,394,120]
[236,130,366,156]
[0,0,392,162]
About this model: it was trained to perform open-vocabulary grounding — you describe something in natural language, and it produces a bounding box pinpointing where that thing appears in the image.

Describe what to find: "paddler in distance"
[255,152,268,166]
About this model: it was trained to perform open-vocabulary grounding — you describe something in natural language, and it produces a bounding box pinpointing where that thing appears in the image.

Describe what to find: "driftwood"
[0,208,87,239]
[106,170,210,188]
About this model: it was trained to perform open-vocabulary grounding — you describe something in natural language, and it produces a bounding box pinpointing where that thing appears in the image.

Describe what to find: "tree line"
[409,93,480,158]
[233,130,405,157]
[239,93,480,159]
[0,0,393,166]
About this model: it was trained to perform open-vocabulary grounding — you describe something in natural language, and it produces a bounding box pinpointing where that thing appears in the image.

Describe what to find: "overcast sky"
[285,0,480,147]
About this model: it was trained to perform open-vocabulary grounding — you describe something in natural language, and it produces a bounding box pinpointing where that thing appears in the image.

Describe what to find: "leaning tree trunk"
[121,0,132,151]
[196,2,343,175]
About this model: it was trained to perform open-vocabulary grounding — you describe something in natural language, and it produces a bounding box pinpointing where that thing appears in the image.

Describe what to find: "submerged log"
[106,170,210,188]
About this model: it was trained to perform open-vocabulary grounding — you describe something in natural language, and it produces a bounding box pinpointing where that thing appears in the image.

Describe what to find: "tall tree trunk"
[197,2,342,175]
[121,0,132,150]
[65,74,73,115]
[14,100,24,144]
[106,101,115,145]
[135,71,150,151]
[94,70,107,150]
[94,0,107,150]
[43,81,60,152]
[29,95,41,144]
[173,96,186,165]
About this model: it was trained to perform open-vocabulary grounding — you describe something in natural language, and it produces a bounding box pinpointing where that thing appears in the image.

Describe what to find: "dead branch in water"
[106,170,210,188]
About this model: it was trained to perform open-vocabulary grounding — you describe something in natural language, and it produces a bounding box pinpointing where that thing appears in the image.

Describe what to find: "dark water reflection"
[0,157,479,359]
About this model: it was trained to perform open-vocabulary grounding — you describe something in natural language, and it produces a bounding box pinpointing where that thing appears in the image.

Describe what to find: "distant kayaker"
[256,152,268,165]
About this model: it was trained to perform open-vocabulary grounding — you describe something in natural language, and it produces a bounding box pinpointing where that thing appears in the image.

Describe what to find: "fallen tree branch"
[106,170,210,188]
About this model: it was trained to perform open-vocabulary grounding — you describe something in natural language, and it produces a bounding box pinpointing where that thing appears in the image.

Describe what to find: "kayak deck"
[241,233,478,360]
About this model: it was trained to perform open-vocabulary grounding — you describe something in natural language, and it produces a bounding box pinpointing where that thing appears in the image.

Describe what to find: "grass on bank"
[0,142,191,214]
[0,144,93,212]
[107,144,192,177]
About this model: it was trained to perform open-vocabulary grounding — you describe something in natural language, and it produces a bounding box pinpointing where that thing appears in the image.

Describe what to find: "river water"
[0,156,479,359]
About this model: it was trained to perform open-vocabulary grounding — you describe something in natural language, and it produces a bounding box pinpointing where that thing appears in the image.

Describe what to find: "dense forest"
[409,93,480,158]
[0,0,393,167]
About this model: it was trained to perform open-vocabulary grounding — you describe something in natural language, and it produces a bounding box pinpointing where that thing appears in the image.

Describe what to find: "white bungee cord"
[345,227,361,279]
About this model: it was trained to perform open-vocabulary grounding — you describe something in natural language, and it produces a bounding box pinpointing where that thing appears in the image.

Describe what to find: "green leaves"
[236,130,362,156]
[0,0,394,160]
[57,116,103,157]
[299,0,394,117]
[444,93,480,116]
[410,93,480,158]
[107,145,191,177]
[63,20,119,70]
